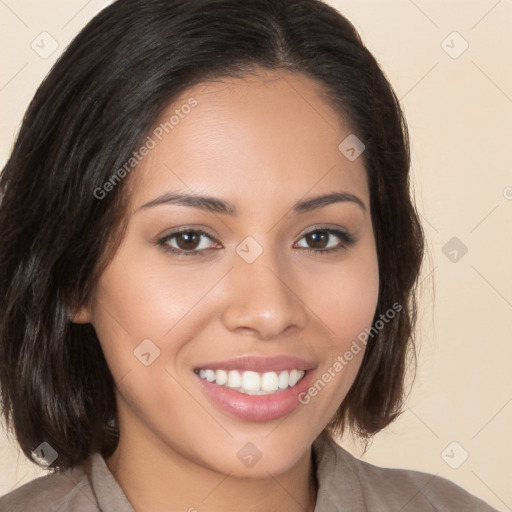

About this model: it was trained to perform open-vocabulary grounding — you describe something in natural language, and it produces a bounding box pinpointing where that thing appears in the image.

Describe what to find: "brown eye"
[304,231,330,249]
[158,229,220,256]
[175,231,201,251]
[295,228,356,254]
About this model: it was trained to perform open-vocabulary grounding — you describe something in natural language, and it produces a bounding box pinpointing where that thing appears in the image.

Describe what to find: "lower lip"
[196,371,315,422]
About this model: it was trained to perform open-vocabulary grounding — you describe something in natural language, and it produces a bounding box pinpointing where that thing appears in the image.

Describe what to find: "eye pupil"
[306,231,328,249]
[177,231,200,250]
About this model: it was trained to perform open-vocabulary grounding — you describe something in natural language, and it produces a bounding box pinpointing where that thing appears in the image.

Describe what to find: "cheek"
[305,245,379,349]
[298,240,379,399]
[329,268,379,344]
[87,249,237,398]
[90,247,218,350]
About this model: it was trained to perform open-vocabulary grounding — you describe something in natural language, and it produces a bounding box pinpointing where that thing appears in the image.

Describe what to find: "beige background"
[1,0,511,510]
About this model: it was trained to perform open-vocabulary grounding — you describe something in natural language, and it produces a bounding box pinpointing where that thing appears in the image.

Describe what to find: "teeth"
[278,370,289,390]
[261,371,279,392]
[215,369,227,386]
[227,370,241,388]
[289,369,300,387]
[197,368,305,395]
[241,371,260,391]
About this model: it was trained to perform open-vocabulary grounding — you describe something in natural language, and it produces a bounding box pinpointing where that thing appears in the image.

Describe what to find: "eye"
[295,228,355,254]
[157,226,356,258]
[157,228,220,257]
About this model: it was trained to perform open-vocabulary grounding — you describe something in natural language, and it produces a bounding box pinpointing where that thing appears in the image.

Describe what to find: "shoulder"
[348,452,496,511]
[313,434,497,511]
[0,461,98,512]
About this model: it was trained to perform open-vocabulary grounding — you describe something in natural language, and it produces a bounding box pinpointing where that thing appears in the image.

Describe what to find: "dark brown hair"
[0,0,424,470]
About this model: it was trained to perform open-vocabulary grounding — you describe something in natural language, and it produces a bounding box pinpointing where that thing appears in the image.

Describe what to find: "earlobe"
[69,306,92,324]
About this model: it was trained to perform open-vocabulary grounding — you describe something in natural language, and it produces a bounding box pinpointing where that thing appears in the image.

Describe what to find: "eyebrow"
[136,190,366,215]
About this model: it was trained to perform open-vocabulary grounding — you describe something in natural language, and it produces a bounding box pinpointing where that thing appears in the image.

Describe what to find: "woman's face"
[76,69,379,478]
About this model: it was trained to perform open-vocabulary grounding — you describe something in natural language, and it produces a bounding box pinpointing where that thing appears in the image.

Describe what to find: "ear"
[68,305,92,324]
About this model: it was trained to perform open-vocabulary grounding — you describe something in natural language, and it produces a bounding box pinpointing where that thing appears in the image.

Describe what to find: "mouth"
[193,356,316,422]
[194,368,306,395]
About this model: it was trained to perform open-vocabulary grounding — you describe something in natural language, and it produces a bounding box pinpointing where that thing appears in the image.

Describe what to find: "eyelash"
[156,227,356,258]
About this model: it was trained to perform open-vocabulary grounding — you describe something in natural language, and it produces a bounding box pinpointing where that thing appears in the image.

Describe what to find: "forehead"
[129,68,369,210]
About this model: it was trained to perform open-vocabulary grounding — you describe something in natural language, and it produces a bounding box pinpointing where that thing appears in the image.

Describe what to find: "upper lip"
[194,355,316,373]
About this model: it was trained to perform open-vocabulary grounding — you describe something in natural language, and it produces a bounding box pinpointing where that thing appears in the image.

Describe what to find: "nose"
[221,246,308,340]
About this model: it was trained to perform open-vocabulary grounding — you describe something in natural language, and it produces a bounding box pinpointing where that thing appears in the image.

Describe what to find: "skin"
[73,68,379,512]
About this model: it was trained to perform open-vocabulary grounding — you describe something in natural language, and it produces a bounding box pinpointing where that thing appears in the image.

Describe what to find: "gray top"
[0,434,496,511]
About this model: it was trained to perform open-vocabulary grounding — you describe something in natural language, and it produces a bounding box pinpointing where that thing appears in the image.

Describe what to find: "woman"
[0,0,495,510]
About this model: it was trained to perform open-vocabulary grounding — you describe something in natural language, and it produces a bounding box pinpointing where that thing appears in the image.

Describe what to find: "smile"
[193,356,316,422]
[195,368,306,395]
